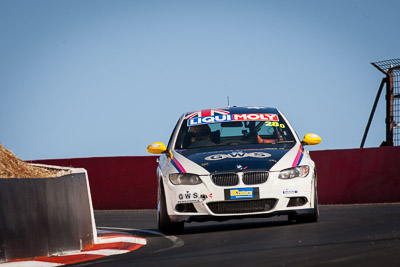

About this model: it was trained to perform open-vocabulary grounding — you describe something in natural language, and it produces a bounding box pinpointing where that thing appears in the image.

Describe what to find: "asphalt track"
[70,204,400,267]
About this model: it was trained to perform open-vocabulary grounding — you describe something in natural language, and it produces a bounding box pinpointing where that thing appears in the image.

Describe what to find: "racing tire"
[158,183,184,235]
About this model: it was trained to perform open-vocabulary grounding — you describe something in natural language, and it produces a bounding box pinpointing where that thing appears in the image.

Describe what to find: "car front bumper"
[162,170,317,223]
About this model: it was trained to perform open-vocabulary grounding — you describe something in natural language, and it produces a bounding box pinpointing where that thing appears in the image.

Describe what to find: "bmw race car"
[147,106,321,234]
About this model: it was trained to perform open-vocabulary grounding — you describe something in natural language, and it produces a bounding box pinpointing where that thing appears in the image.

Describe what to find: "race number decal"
[265,121,285,128]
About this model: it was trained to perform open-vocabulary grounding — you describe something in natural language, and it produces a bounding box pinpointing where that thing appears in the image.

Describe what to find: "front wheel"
[158,183,184,235]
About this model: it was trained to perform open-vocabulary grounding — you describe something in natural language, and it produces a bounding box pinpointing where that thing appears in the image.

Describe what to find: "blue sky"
[1,0,399,160]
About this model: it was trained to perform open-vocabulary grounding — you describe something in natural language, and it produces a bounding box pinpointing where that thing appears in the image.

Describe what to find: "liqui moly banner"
[187,113,279,126]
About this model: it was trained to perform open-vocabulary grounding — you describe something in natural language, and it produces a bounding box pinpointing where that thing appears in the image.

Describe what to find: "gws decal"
[205,151,271,161]
[176,190,200,204]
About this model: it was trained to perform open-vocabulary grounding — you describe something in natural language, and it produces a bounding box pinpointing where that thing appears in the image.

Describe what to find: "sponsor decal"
[176,190,200,204]
[283,190,299,195]
[185,108,230,119]
[205,151,271,161]
[230,188,253,199]
[187,113,279,126]
[224,187,259,200]
[283,190,310,195]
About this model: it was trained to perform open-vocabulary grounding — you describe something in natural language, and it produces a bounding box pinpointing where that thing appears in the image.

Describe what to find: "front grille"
[212,173,239,186]
[211,171,269,186]
[243,171,269,185]
[207,199,277,214]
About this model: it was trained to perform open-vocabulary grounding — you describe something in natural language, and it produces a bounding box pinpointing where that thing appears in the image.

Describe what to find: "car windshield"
[175,114,296,149]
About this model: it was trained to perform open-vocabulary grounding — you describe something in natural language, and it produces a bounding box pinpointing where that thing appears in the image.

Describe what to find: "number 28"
[265,121,285,128]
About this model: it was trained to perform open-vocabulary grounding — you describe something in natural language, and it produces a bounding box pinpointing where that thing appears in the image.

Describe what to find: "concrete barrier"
[30,147,400,209]
[0,167,96,262]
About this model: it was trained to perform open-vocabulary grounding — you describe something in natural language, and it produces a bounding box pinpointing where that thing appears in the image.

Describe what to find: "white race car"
[147,106,321,234]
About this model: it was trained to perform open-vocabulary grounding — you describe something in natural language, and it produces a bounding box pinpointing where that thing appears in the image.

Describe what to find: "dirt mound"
[0,144,68,178]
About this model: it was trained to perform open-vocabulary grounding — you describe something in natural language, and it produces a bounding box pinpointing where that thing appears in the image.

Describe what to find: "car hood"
[177,148,290,173]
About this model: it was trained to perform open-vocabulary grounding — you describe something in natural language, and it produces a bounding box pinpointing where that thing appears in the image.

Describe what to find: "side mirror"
[147,142,167,154]
[301,133,321,146]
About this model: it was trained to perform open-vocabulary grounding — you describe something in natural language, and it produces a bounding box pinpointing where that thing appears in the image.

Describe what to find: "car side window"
[167,118,182,150]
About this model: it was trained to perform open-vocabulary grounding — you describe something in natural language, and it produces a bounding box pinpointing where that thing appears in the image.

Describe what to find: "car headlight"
[169,173,202,185]
[278,165,310,179]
